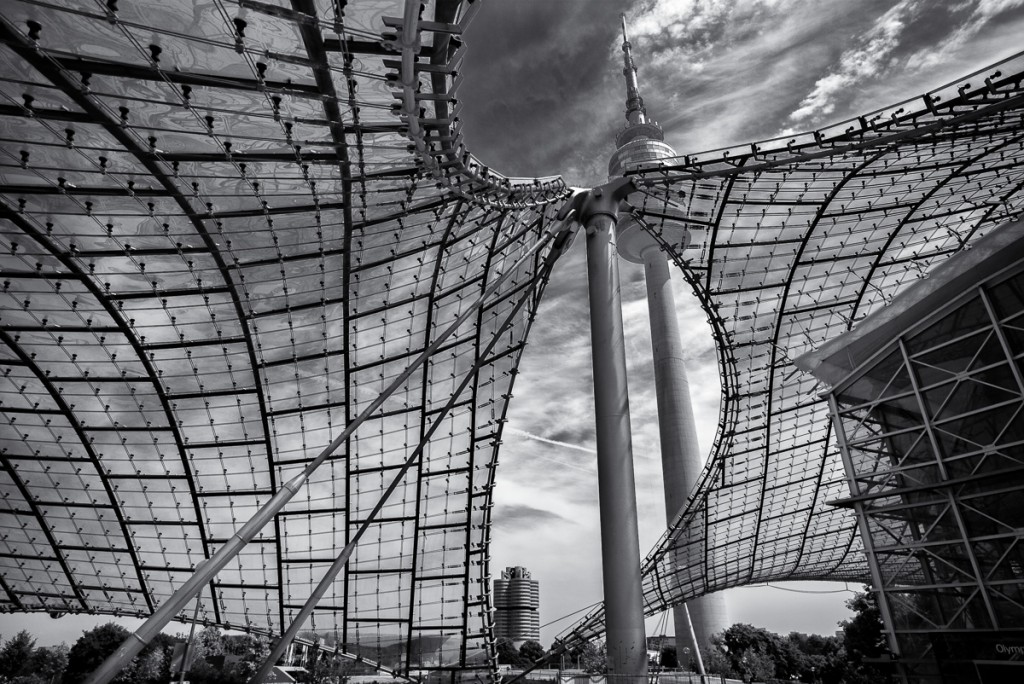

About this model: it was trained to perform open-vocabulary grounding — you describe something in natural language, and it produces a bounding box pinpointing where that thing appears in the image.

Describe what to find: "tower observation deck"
[0,3,1021,684]
[607,17,677,179]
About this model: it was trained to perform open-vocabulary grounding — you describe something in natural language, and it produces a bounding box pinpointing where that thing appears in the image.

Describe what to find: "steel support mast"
[618,223,725,670]
[579,180,649,683]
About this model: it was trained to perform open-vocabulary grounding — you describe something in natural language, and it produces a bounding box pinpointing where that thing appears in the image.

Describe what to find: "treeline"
[2,590,891,684]
[0,621,382,684]
[503,590,894,684]
[0,630,68,684]
[0,623,269,684]
[695,591,893,684]
[700,624,869,684]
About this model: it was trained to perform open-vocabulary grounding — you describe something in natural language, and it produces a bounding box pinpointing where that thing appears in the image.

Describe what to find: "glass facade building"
[799,220,1024,683]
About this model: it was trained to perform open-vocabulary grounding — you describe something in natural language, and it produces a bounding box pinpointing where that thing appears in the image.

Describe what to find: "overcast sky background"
[466,0,1024,646]
[4,0,1024,654]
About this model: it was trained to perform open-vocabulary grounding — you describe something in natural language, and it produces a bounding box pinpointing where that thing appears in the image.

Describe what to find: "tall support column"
[618,225,727,665]
[581,184,647,683]
[646,252,727,664]
[642,255,698,524]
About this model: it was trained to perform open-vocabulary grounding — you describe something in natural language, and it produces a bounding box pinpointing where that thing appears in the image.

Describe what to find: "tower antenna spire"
[620,13,647,125]
[609,13,668,176]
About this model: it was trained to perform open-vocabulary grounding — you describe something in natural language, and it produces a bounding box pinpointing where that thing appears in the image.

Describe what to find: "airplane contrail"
[505,426,597,454]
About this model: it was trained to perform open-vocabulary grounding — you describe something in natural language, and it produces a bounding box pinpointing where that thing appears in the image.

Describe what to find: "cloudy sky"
[464,0,1024,645]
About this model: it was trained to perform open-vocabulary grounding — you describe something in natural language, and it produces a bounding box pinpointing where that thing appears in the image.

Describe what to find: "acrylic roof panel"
[0,0,568,674]
[3,0,1024,674]
[558,52,1024,646]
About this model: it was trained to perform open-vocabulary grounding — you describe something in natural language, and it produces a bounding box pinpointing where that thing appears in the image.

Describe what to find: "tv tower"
[610,14,729,667]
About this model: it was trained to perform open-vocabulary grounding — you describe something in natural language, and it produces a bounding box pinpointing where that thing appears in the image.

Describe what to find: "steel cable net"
[557,52,1024,648]
[0,0,569,676]
[1,0,1024,677]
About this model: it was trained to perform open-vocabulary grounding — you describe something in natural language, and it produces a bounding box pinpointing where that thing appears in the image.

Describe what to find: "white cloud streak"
[907,0,1024,69]
[789,0,919,122]
[505,426,597,455]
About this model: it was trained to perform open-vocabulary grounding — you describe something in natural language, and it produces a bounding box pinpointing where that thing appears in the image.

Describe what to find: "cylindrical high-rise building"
[493,566,540,646]
[610,16,728,666]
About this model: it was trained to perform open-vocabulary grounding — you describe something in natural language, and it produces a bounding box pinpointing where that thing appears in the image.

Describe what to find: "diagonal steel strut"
[83,209,578,684]
[248,221,569,682]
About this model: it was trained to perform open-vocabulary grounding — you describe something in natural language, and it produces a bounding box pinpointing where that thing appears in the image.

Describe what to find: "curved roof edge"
[795,216,1024,387]
[626,49,1024,182]
[392,0,570,208]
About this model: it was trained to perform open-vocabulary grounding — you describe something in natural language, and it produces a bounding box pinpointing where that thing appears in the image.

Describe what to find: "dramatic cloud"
[906,0,1024,70]
[788,0,919,122]
[462,0,1024,185]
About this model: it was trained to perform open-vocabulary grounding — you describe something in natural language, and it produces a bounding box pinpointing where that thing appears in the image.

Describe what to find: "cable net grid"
[2,0,1024,676]
[558,52,1024,645]
[0,0,570,676]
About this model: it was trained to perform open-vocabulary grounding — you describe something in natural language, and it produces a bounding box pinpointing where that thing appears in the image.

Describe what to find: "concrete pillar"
[618,224,728,666]
[583,200,648,683]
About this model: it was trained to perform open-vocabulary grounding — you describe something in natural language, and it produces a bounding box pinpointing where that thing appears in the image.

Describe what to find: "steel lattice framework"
[0,0,1023,678]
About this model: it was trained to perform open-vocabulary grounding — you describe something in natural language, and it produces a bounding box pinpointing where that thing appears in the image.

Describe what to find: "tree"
[708,623,847,682]
[841,588,896,684]
[702,623,859,684]
[321,652,363,684]
[162,629,271,684]
[518,640,545,665]
[739,645,775,682]
[0,630,37,678]
[230,634,270,681]
[548,637,586,670]
[181,626,242,684]
[702,640,737,679]
[63,623,167,684]
[63,623,135,684]
[495,638,524,667]
[138,634,174,684]
[26,644,70,684]
[786,632,847,684]
[191,626,225,660]
[716,623,789,680]
[577,641,606,674]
